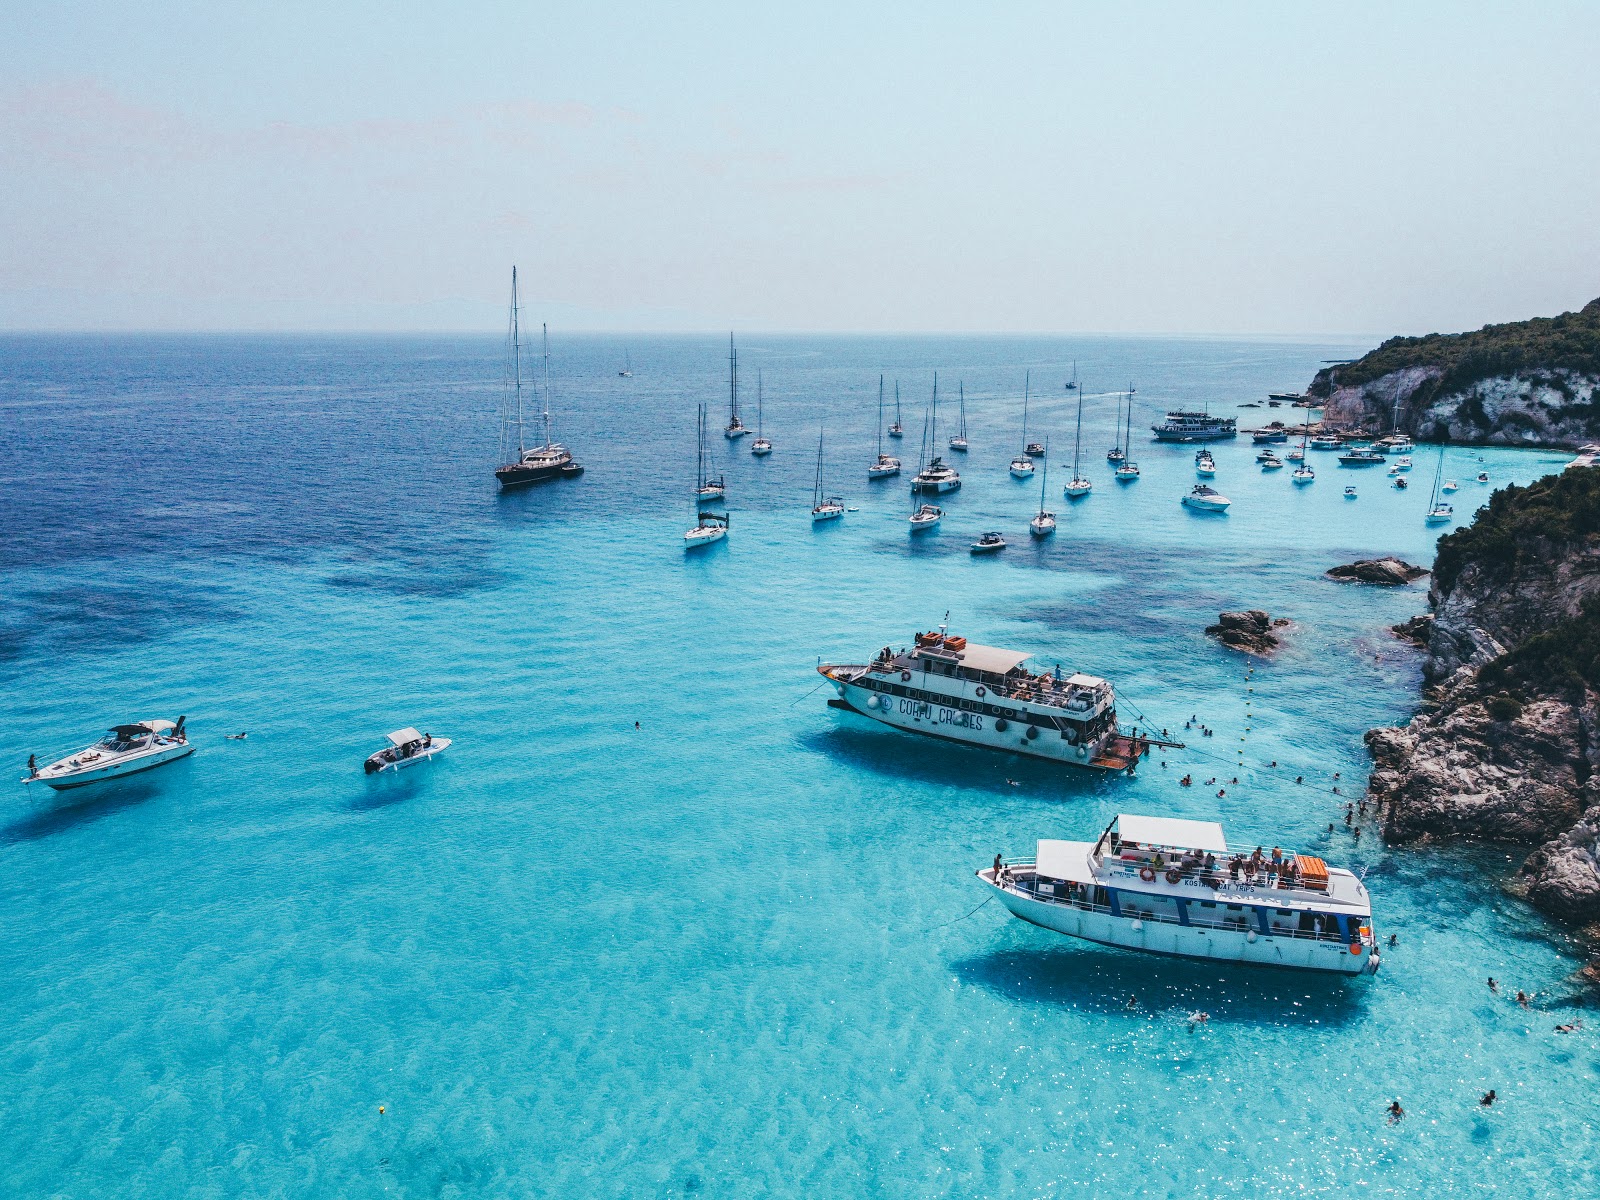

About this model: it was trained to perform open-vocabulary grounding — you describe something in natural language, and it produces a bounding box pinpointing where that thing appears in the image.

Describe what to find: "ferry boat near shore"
[978,813,1380,976]
[818,626,1177,771]
[1151,410,1238,442]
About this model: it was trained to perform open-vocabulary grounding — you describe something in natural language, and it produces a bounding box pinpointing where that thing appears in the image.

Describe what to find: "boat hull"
[32,741,195,790]
[496,462,571,488]
[989,878,1373,975]
[911,477,961,494]
[867,465,900,478]
[684,527,727,547]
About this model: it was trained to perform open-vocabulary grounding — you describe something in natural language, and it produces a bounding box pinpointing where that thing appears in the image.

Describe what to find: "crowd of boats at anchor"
[20,719,450,791]
[817,622,1378,975]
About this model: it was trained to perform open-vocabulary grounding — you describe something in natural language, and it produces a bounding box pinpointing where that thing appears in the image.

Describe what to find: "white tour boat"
[24,717,193,790]
[819,626,1168,771]
[979,813,1380,976]
[364,728,450,774]
[868,376,900,478]
[1183,485,1230,512]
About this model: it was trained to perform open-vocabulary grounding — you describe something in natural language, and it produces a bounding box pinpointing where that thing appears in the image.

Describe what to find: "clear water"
[1,334,1594,1198]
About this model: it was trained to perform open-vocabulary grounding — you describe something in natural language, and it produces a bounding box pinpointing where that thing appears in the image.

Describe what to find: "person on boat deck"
[1228,856,1241,881]
[423,733,432,749]
[1270,847,1284,872]
[1204,852,1217,873]
[27,754,37,778]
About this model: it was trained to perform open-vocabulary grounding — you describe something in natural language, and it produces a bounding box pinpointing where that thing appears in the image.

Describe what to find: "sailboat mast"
[1038,442,1049,513]
[814,428,824,506]
[728,334,738,426]
[931,373,939,450]
[757,370,764,437]
[541,322,552,447]
[895,381,902,428]
[1022,371,1030,448]
[511,267,525,457]
[1071,374,1083,476]
[877,375,885,457]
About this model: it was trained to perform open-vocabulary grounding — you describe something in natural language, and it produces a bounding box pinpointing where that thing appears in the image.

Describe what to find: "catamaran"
[693,405,725,500]
[911,375,961,494]
[495,269,583,488]
[978,813,1380,976]
[819,623,1169,770]
[811,428,844,521]
[723,335,748,438]
[751,370,772,456]
[868,375,900,478]
[23,717,193,790]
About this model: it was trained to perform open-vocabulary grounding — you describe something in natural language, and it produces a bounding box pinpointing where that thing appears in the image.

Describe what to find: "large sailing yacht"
[1063,371,1092,497]
[819,622,1166,771]
[495,268,583,488]
[1113,385,1140,481]
[723,335,748,438]
[868,375,901,478]
[694,405,725,500]
[911,374,961,494]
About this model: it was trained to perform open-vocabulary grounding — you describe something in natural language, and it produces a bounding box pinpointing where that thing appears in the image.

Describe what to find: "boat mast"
[757,370,764,437]
[1038,441,1049,516]
[511,267,525,458]
[894,380,902,429]
[1070,368,1083,477]
[930,373,939,452]
[1429,441,1446,510]
[877,375,885,457]
[958,383,967,438]
[541,322,552,448]
[1123,383,1134,458]
[728,334,739,427]
[813,427,824,507]
[696,404,706,490]
[1021,370,1030,450]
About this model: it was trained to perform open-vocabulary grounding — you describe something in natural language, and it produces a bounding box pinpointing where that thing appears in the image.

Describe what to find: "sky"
[2,2,1597,335]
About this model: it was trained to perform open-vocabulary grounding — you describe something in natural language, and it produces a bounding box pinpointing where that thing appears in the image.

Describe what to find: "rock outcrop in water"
[1326,557,1429,586]
[1310,296,1600,448]
[1205,610,1289,656]
[1367,469,1600,927]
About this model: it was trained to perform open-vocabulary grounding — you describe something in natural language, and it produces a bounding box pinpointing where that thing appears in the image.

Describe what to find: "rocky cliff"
[1311,296,1600,447]
[1368,469,1600,926]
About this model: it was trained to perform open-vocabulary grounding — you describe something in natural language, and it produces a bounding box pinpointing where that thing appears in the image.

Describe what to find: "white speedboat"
[1009,454,1035,479]
[970,531,1006,554]
[1344,485,1358,499]
[1195,451,1216,478]
[24,718,193,790]
[1183,485,1230,512]
[364,727,450,774]
[979,813,1379,976]
[908,503,942,531]
[1441,479,1459,493]
[1394,456,1413,472]
[685,511,729,547]
[1291,465,1315,485]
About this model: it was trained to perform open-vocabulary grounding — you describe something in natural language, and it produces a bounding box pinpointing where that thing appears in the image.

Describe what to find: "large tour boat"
[979,813,1380,976]
[818,627,1164,771]
[1151,411,1238,442]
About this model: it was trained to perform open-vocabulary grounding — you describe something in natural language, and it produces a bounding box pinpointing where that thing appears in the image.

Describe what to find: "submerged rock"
[1327,557,1430,586]
[1205,610,1290,656]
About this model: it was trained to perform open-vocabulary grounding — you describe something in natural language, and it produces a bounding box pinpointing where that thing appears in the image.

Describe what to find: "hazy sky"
[3,2,1597,335]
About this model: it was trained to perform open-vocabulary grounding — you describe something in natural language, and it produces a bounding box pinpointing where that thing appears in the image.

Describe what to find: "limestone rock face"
[1319,367,1600,448]
[1205,610,1289,656]
[1327,557,1430,586]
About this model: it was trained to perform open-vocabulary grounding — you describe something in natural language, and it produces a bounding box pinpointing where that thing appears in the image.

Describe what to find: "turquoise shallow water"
[1,334,1595,1197]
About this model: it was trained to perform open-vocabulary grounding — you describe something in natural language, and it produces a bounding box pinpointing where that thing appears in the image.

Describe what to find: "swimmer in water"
[1387,1100,1404,1122]
[1388,933,1398,947]
[1555,1021,1582,1033]
[1006,778,1020,788]
[225,732,248,740]
[1516,990,1530,1008]
[1488,977,1498,992]
[1480,1090,1496,1106]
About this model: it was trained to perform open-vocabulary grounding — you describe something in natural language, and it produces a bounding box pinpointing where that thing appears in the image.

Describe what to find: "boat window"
[1225,904,1242,912]
[1198,901,1216,909]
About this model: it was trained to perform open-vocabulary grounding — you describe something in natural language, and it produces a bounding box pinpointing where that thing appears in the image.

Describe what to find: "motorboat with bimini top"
[723,335,748,438]
[978,813,1380,975]
[868,376,900,478]
[1251,426,1289,444]
[1339,448,1387,467]
[24,717,192,790]
[1344,485,1358,499]
[819,625,1173,770]
[1292,464,1315,485]
[495,269,583,488]
[1258,451,1284,470]
[970,532,1006,554]
[364,727,450,774]
[1183,485,1230,512]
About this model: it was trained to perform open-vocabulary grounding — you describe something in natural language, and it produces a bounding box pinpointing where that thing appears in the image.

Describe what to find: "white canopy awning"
[1035,839,1093,882]
[953,643,1030,675]
[387,727,423,747]
[139,719,176,733]
[1116,814,1228,854]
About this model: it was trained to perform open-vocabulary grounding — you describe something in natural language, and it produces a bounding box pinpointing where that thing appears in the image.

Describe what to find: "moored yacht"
[1292,464,1315,485]
[1183,485,1231,512]
[1338,448,1387,467]
[24,717,192,790]
[750,370,772,455]
[908,503,942,531]
[685,510,729,547]
[1030,444,1056,536]
[495,271,582,488]
[1308,434,1344,450]
[948,383,969,451]
[364,727,450,774]
[913,375,961,493]
[970,531,1006,554]
[1011,372,1039,474]
[887,381,904,438]
[1251,427,1289,444]
[693,405,726,500]
[810,428,845,521]
[978,813,1380,975]
[1344,485,1358,498]
[819,626,1163,770]
[868,376,900,478]
[723,335,748,438]
[1195,450,1216,478]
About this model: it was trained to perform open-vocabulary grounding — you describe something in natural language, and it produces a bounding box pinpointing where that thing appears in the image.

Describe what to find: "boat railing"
[1001,868,1362,944]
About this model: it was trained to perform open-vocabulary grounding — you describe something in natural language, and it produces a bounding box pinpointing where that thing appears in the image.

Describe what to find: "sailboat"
[618,351,633,378]
[888,381,904,438]
[908,407,942,531]
[723,335,748,438]
[1114,384,1140,480]
[1425,443,1454,525]
[1107,389,1126,463]
[694,404,726,500]
[811,428,844,521]
[686,406,729,546]
[751,370,772,456]
[868,375,901,478]
[495,269,583,488]
[1063,371,1092,497]
[911,374,961,493]
[1030,442,1056,536]
[948,383,969,451]
[1291,420,1315,485]
[1010,371,1036,478]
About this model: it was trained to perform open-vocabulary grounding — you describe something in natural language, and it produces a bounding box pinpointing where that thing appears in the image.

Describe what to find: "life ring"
[1349,942,1362,955]
[900,670,911,682]
[975,686,986,698]
[1165,868,1182,885]
[1139,867,1156,883]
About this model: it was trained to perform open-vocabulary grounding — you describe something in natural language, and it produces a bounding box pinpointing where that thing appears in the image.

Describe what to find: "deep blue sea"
[1,334,1594,1198]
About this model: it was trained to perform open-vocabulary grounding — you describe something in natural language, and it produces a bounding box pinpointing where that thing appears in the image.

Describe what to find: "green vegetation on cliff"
[1434,468,1600,592]
[1311,296,1600,398]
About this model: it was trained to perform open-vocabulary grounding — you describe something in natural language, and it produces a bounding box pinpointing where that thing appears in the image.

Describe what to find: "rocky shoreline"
[1366,470,1600,932]
[1205,610,1289,656]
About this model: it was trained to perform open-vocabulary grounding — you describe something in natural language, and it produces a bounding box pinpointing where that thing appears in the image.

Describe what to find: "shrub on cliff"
[1433,468,1600,592]
[1479,597,1600,695]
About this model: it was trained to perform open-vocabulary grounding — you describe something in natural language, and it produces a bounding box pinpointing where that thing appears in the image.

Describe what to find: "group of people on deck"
[1226,846,1300,887]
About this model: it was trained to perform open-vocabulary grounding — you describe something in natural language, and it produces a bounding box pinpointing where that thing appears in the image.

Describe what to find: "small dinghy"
[24,717,193,790]
[1477,471,1490,483]
[1343,485,1358,499]
[971,531,1007,554]
[364,728,450,774]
